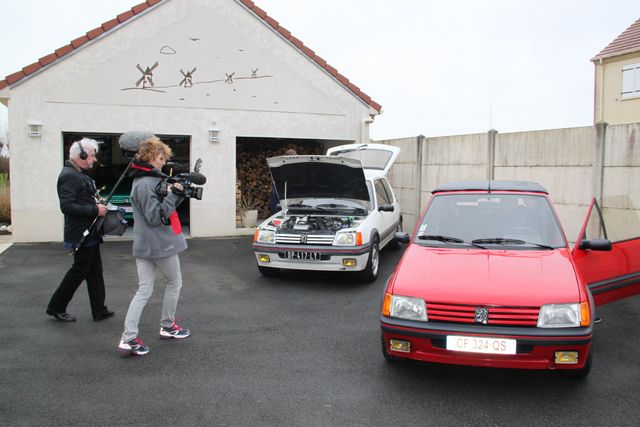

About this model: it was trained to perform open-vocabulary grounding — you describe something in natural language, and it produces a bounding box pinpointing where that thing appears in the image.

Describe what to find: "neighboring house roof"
[592,17,640,61]
[0,0,381,113]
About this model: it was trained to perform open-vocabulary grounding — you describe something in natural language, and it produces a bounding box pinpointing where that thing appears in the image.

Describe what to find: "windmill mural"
[136,62,159,88]
[179,68,197,87]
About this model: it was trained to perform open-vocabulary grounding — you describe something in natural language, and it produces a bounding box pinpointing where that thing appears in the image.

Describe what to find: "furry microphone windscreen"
[118,131,156,152]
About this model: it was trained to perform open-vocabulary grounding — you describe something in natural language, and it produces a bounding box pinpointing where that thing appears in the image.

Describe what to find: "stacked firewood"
[236,140,323,219]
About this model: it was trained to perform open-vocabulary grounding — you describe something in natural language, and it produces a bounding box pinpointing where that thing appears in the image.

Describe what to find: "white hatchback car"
[252,143,402,281]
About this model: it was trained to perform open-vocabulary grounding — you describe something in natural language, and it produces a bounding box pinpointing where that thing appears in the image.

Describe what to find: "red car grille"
[426,302,540,326]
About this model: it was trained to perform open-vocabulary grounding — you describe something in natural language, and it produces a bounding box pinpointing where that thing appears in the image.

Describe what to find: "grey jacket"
[130,176,187,259]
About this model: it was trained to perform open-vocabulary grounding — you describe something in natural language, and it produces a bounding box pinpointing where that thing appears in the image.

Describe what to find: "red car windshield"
[416,193,566,249]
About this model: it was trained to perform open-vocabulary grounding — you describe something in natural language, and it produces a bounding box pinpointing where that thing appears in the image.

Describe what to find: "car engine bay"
[269,214,364,233]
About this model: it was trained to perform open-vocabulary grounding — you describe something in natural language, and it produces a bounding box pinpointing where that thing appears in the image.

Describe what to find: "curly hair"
[135,136,172,163]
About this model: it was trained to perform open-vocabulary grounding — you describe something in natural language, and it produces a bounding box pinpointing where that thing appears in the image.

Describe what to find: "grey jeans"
[121,255,183,342]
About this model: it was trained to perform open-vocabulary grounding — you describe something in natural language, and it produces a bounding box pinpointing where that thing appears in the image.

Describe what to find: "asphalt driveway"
[1,237,639,426]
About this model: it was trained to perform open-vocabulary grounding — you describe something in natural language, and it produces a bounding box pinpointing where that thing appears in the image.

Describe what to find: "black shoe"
[46,309,76,322]
[93,309,115,322]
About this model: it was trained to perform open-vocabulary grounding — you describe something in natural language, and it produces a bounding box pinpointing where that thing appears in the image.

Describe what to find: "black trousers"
[47,244,106,319]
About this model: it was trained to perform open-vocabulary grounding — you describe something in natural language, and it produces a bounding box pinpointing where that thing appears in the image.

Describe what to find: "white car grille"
[275,233,334,245]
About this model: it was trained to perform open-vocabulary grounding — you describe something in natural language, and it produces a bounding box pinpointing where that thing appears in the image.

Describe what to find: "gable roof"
[0,0,381,113]
[592,17,640,61]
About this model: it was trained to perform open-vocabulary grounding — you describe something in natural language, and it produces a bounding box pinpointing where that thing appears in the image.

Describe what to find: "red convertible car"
[381,180,640,376]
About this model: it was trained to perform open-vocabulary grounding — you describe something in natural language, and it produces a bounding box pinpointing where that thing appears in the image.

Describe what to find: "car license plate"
[446,335,516,355]
[285,251,321,260]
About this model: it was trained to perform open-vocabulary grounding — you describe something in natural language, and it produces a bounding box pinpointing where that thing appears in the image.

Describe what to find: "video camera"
[156,158,207,200]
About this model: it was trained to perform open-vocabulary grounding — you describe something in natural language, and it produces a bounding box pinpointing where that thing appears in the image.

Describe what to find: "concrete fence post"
[487,129,497,180]
[416,135,425,222]
[594,122,607,203]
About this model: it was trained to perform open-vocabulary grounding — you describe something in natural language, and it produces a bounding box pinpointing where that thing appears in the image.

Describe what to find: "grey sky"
[1,0,638,140]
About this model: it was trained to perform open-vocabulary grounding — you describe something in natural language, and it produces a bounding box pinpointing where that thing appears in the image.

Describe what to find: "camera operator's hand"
[97,203,107,217]
[169,183,184,196]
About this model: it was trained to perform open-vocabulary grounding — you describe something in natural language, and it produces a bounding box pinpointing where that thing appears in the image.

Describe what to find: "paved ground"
[1,237,639,426]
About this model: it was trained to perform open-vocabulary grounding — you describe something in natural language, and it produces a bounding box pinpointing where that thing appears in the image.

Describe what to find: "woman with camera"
[118,136,190,356]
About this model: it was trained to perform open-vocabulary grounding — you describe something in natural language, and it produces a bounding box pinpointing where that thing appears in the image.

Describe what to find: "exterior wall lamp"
[208,127,220,142]
[28,123,42,138]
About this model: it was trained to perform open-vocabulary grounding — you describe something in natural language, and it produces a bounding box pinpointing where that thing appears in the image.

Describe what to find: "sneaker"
[159,322,190,339]
[118,337,149,356]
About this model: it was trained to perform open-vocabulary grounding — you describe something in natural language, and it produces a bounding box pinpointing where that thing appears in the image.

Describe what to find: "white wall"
[7,0,373,242]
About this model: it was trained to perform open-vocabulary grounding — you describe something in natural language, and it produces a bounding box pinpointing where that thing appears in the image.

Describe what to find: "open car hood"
[267,155,369,202]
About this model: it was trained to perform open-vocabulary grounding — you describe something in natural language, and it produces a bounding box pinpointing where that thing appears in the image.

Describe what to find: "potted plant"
[241,193,259,228]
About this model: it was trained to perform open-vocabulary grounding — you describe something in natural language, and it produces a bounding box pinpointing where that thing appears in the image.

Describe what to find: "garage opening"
[62,132,192,231]
[235,136,350,227]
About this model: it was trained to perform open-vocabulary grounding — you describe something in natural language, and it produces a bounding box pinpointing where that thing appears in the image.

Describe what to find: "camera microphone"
[118,131,156,152]
[189,172,207,185]
[174,172,206,185]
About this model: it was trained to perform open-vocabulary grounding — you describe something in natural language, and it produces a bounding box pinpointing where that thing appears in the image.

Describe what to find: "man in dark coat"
[46,138,113,322]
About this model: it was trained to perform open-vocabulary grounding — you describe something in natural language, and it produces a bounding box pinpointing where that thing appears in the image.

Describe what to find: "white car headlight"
[334,231,356,246]
[390,296,427,321]
[537,303,580,328]
[256,229,276,244]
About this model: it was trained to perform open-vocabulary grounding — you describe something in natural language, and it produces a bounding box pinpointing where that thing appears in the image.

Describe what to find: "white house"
[0,0,381,242]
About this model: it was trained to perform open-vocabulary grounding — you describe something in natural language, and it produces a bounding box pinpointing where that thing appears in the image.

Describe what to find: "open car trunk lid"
[326,143,400,176]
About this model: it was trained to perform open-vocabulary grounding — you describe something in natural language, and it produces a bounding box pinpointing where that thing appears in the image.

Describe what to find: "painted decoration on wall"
[180,68,196,87]
[160,46,177,55]
[136,62,159,89]
[121,39,273,95]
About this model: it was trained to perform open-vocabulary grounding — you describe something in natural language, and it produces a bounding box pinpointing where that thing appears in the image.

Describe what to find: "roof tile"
[55,44,73,58]
[276,26,291,39]
[593,17,640,60]
[6,71,26,85]
[358,92,372,104]
[324,64,338,76]
[22,62,41,76]
[102,18,119,32]
[313,55,327,68]
[38,53,58,67]
[132,2,148,14]
[251,5,268,19]
[70,35,89,49]
[147,0,163,5]
[301,46,315,58]
[117,10,135,23]
[347,82,361,94]
[0,81,8,90]
[288,35,304,49]
[264,16,279,28]
[86,27,104,40]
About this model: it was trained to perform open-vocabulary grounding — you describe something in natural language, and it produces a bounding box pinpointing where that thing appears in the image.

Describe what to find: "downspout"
[360,116,375,143]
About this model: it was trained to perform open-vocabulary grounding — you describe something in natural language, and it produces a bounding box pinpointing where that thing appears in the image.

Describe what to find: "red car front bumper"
[381,317,592,371]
